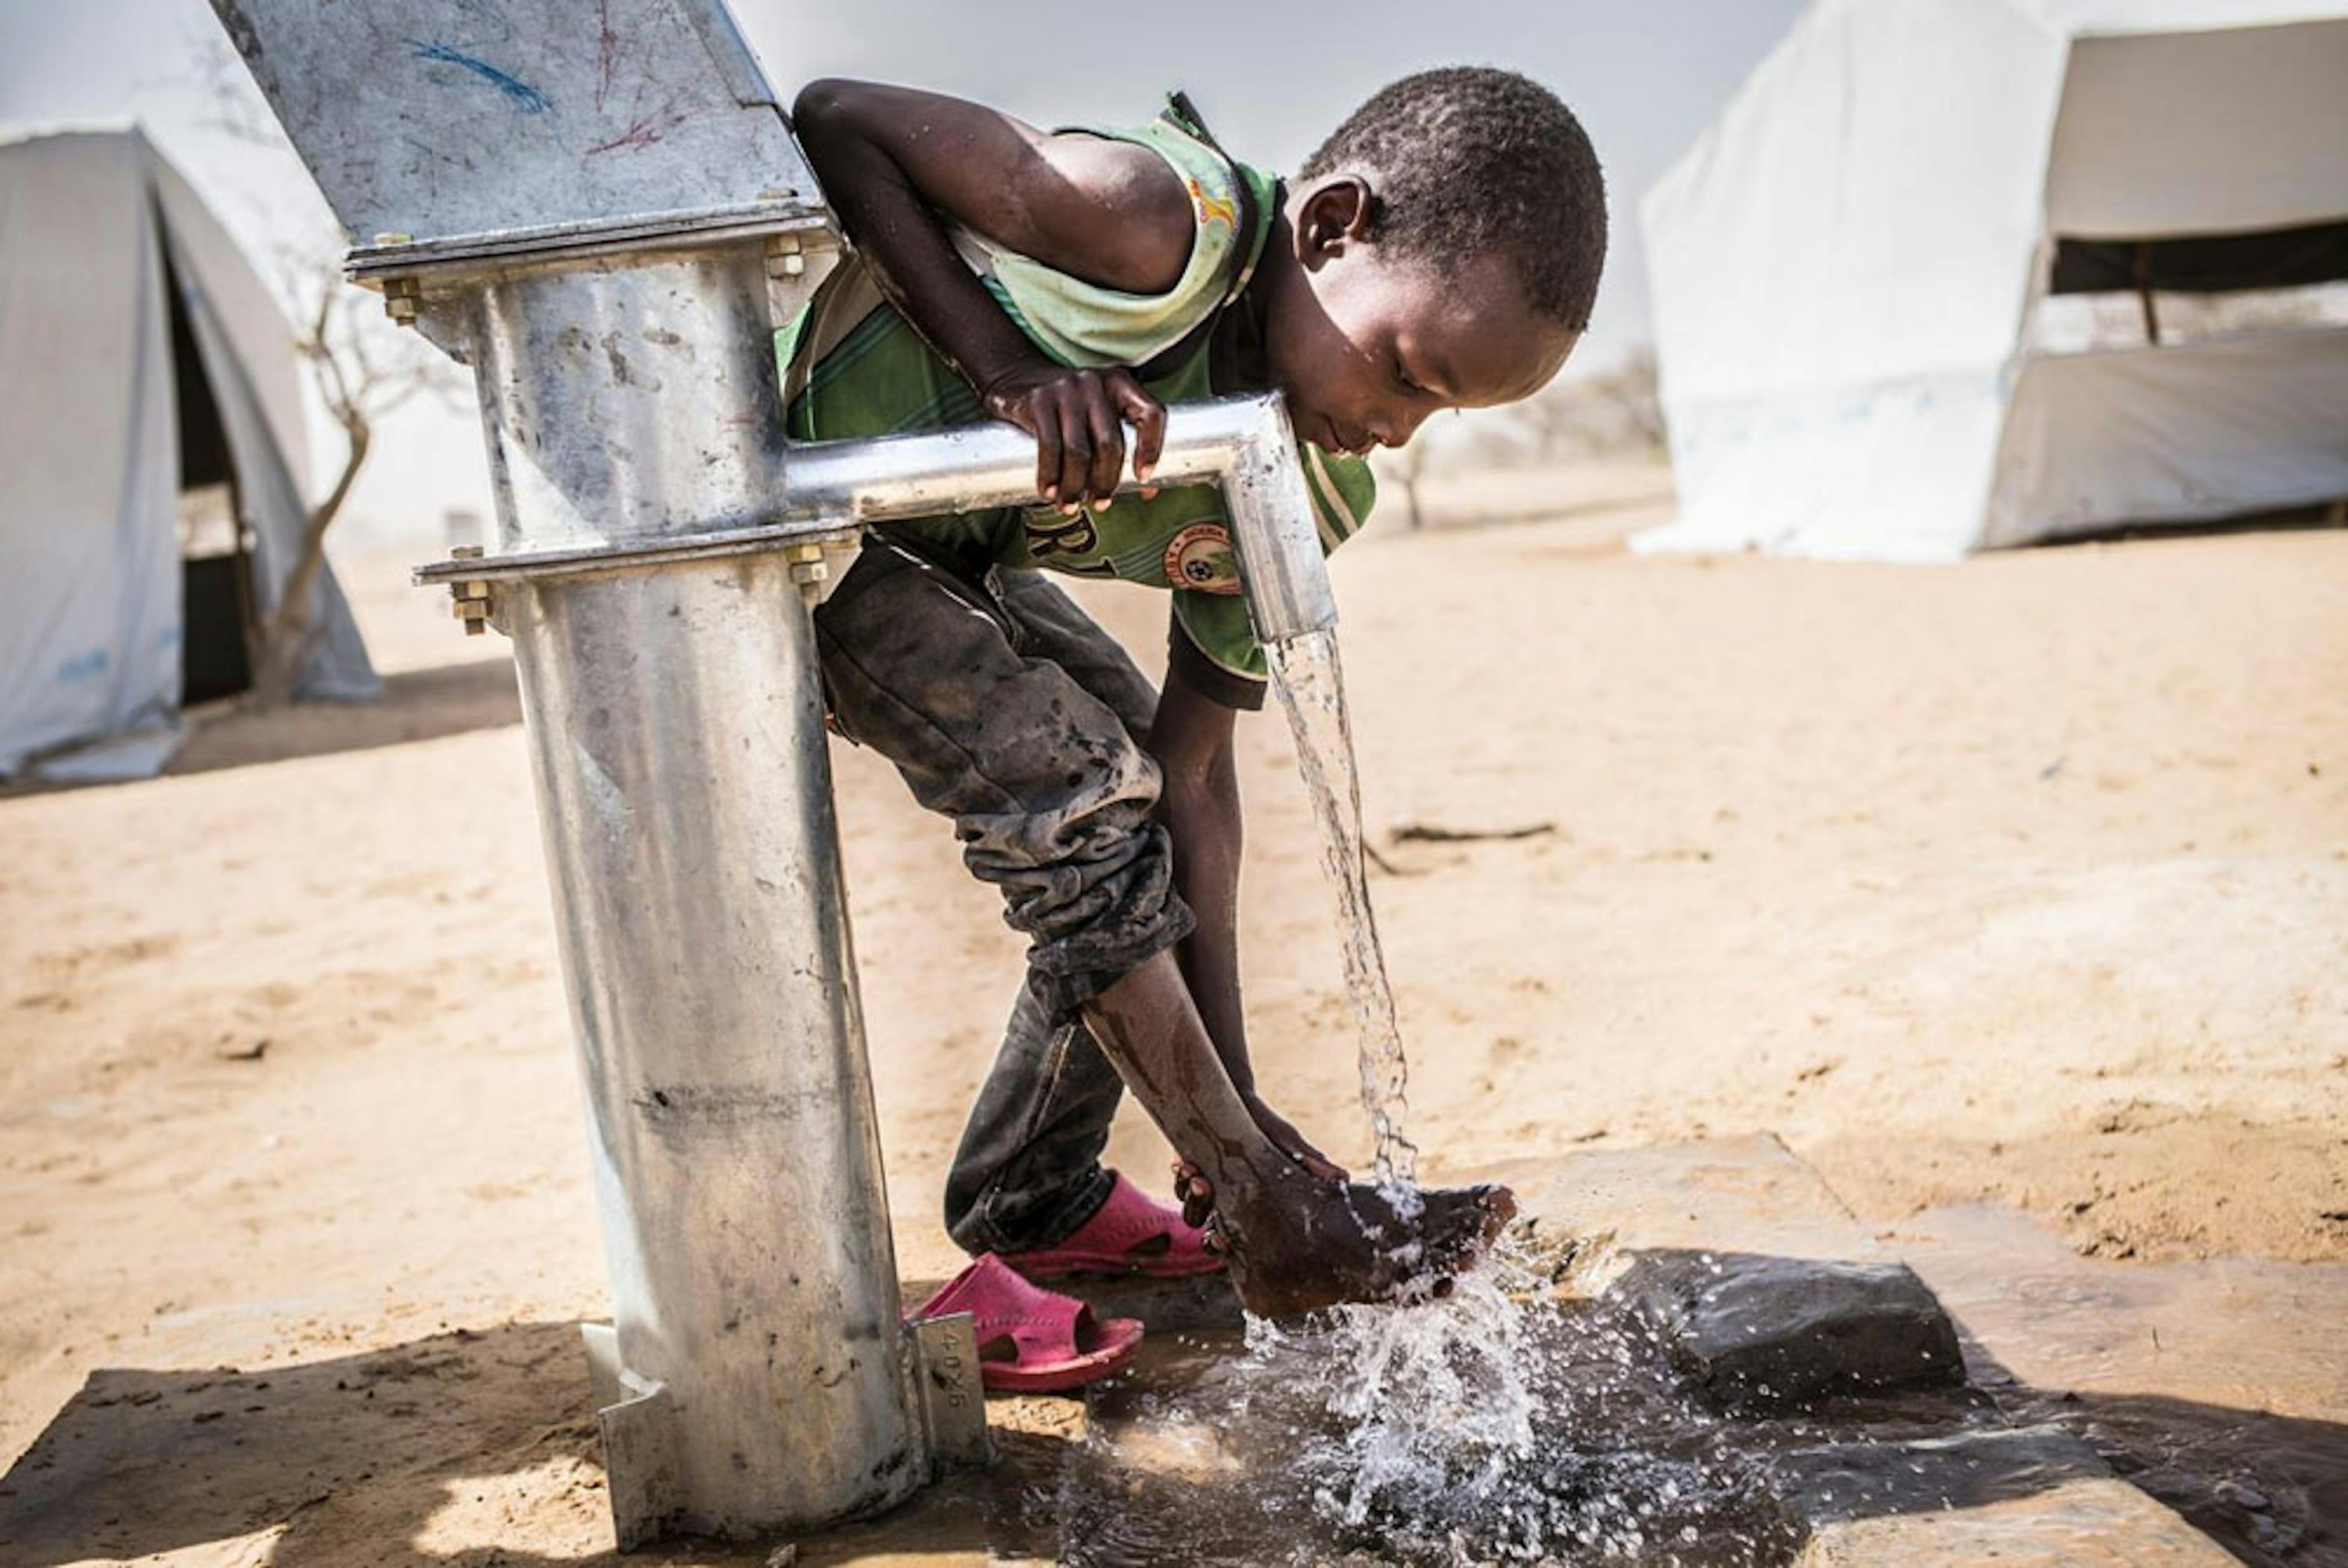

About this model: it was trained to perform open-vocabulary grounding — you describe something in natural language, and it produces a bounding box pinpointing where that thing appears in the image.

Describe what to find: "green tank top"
[773,93,1375,703]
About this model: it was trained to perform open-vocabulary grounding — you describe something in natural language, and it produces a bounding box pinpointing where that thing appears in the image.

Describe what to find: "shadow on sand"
[2,656,525,799]
[0,1320,1067,1567]
[167,656,526,779]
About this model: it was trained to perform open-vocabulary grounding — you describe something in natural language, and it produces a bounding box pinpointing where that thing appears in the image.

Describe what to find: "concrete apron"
[1477,1138,2238,1566]
[787,1138,2234,1567]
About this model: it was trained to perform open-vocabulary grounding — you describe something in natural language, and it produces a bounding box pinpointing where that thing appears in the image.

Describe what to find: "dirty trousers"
[812,541,1195,1256]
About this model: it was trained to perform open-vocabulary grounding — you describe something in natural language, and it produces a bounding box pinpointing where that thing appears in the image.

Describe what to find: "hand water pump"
[209,0,1338,1545]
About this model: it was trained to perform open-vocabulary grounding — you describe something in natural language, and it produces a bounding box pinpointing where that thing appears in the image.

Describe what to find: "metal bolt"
[783,542,825,564]
[448,556,494,635]
[765,233,808,279]
[790,559,828,604]
[385,278,423,328]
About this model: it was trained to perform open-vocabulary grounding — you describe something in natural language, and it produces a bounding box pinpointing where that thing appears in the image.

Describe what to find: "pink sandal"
[997,1169,1226,1281]
[909,1253,1143,1394]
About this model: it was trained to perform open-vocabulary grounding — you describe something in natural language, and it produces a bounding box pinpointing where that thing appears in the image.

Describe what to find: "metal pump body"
[211,0,1335,1548]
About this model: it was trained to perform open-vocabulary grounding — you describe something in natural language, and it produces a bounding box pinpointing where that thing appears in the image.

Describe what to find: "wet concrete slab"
[1470,1135,1898,1275]
[1781,1428,2238,1566]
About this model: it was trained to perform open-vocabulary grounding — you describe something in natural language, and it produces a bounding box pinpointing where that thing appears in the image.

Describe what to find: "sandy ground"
[3,465,2345,1563]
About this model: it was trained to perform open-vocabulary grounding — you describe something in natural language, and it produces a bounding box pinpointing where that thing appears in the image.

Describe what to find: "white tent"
[0,128,376,780]
[1635,0,2348,561]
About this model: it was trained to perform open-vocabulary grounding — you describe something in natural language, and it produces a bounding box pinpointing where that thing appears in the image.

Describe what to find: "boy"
[786,68,1604,1323]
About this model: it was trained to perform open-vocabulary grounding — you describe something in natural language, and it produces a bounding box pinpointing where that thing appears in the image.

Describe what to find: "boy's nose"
[1373,407,1429,449]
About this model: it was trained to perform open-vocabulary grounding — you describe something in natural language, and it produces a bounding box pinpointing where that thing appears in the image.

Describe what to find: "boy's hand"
[980,361,1165,512]
[1173,1093,1349,1233]
[1242,1091,1347,1182]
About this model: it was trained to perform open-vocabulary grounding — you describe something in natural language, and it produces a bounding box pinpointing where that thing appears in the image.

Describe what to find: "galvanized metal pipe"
[510,552,924,1537]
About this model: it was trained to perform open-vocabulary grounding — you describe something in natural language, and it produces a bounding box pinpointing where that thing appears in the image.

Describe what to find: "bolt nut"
[387,295,419,325]
[789,561,829,587]
[783,542,826,564]
[450,545,485,561]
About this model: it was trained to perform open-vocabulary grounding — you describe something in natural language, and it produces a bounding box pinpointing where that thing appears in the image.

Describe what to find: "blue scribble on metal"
[405,41,552,114]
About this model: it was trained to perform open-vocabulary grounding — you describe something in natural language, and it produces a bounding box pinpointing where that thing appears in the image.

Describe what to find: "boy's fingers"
[1083,383,1123,505]
[1055,390,1094,514]
[1028,390,1061,502]
[1171,1159,1215,1228]
[1113,373,1166,487]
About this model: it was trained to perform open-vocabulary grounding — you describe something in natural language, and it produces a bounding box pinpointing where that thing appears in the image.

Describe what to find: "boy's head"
[1263,67,1606,457]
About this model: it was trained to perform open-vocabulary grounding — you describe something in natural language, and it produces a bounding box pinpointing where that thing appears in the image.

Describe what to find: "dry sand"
[3,467,2344,1563]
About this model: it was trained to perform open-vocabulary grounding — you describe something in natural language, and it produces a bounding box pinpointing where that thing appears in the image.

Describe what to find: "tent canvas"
[0,127,376,780]
[1634,0,2348,561]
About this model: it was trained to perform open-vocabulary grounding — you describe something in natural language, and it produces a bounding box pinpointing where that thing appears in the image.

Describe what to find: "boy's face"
[1264,175,1580,457]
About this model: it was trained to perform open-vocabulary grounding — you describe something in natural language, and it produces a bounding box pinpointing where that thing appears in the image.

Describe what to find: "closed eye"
[1392,356,1424,395]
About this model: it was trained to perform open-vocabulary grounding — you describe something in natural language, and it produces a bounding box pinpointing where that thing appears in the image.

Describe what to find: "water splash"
[1068,1238,1797,1566]
[1266,628,1419,1190]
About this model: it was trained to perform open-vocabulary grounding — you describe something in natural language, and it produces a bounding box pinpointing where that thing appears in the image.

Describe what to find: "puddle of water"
[1266,628,1417,1192]
[1064,1243,1817,1566]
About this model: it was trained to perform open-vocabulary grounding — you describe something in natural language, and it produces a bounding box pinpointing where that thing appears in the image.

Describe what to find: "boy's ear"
[1294,174,1377,270]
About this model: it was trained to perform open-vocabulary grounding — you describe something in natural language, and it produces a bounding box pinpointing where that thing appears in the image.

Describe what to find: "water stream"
[1262,627,1583,1548]
[1266,628,1419,1192]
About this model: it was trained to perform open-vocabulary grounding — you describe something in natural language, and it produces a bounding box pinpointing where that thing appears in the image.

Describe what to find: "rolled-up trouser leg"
[939,982,1125,1254]
[814,547,1192,1250]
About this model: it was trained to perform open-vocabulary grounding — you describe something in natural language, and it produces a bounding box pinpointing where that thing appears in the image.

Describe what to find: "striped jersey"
[773,93,1374,708]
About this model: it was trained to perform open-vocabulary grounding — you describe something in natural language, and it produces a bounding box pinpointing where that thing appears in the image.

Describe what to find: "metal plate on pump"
[210,0,823,245]
[909,1312,992,1468]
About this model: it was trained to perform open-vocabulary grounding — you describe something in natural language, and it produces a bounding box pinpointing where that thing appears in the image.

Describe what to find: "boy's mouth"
[1316,414,1374,458]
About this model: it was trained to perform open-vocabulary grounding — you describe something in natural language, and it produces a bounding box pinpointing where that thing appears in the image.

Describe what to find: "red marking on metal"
[586,94,688,156]
[595,0,619,113]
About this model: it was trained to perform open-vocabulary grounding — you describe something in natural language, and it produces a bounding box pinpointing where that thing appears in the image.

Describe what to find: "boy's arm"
[791,78,1190,507]
[1151,661,1345,1184]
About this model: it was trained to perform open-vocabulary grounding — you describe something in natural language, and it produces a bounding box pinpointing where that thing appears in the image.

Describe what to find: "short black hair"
[1299,67,1607,330]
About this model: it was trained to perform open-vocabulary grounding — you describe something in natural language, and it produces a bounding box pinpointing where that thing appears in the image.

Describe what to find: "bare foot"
[1215,1170,1516,1318]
